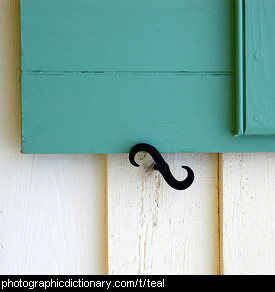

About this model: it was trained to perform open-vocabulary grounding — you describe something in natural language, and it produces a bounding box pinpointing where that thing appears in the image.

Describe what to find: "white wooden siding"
[0,0,107,275]
[108,153,219,275]
[221,153,275,275]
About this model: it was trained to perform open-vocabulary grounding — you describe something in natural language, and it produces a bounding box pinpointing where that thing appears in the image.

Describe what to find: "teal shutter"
[20,0,275,153]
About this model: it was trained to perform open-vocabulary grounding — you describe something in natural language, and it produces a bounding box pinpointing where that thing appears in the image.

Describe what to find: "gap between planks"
[217,153,224,275]
[21,71,232,76]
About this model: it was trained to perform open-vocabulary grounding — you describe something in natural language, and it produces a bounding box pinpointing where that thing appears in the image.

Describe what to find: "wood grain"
[108,153,219,275]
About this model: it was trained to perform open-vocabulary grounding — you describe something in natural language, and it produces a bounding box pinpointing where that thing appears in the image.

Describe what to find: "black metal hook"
[129,143,194,191]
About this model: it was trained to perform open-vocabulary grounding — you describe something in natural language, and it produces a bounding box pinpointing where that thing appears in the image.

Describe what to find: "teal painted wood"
[236,0,275,135]
[22,73,275,154]
[234,0,244,136]
[20,0,231,72]
[22,74,232,153]
[20,0,275,153]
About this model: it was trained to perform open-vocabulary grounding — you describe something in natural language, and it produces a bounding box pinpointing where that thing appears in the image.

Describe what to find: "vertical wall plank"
[0,0,107,275]
[108,153,219,275]
[220,153,275,275]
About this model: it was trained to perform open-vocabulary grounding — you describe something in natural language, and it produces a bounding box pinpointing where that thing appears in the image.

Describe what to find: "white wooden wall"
[0,0,274,275]
[0,0,107,275]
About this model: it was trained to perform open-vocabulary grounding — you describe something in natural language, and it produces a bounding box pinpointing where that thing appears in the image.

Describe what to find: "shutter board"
[20,0,231,72]
[235,0,275,136]
[22,74,234,154]
[21,73,275,154]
